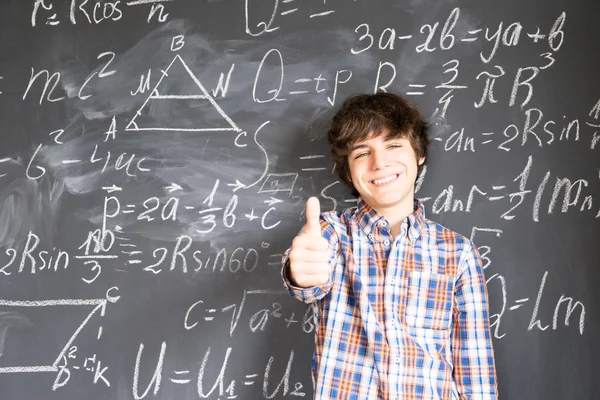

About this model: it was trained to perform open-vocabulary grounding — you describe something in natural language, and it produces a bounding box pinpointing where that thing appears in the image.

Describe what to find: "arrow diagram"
[102,184,122,193]
[227,180,246,192]
[166,183,183,193]
[264,197,283,206]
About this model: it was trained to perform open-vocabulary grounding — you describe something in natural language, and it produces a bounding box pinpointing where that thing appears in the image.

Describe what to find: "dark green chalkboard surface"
[0,0,598,398]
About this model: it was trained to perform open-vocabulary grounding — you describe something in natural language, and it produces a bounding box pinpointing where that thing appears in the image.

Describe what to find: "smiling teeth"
[372,174,398,185]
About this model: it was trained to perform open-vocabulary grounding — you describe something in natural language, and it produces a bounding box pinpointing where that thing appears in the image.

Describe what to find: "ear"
[418,156,425,166]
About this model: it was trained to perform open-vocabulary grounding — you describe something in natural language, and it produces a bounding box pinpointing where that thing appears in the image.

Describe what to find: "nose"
[371,150,389,170]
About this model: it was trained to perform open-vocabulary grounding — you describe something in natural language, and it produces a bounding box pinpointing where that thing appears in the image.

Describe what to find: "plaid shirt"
[282,198,498,400]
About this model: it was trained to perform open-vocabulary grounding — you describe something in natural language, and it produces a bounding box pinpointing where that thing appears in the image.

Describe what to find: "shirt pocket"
[403,270,455,330]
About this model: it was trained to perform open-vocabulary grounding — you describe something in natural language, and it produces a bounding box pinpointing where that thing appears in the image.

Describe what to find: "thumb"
[304,197,322,237]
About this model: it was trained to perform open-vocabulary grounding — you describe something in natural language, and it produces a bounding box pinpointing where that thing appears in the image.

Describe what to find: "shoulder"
[421,217,475,255]
[319,207,357,234]
[420,218,481,276]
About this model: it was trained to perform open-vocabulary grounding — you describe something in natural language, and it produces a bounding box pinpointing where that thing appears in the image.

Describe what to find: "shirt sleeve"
[280,217,339,304]
[451,242,499,399]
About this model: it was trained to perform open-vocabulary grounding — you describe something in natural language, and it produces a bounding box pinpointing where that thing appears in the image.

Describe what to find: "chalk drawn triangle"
[0,298,107,374]
[126,54,241,133]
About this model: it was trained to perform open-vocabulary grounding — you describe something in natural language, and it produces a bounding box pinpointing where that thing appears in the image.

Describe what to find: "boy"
[281,93,498,399]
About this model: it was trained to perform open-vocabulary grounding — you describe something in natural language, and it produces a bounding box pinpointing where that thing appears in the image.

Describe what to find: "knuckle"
[295,236,308,248]
[289,259,299,272]
[292,236,301,247]
[288,252,297,263]
[297,262,310,273]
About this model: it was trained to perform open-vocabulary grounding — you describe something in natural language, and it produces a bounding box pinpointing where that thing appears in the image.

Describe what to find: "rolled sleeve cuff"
[281,255,332,304]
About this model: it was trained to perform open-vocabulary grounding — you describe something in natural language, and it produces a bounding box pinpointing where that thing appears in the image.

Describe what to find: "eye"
[354,152,369,159]
[387,144,402,149]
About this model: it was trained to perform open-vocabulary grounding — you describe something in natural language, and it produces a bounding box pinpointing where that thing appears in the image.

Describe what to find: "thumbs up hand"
[288,197,332,288]
[304,196,323,237]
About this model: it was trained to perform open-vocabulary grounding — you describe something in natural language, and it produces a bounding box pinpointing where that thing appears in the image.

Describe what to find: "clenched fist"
[288,197,332,288]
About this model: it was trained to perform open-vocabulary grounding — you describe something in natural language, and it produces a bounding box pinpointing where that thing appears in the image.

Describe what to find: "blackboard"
[0,0,598,399]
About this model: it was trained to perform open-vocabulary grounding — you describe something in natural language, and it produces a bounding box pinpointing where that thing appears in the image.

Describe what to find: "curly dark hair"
[327,92,430,195]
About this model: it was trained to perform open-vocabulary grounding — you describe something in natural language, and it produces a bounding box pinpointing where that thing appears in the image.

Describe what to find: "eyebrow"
[350,138,405,152]
[350,143,369,152]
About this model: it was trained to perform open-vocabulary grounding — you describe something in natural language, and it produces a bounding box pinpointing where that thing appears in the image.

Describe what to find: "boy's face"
[347,133,424,214]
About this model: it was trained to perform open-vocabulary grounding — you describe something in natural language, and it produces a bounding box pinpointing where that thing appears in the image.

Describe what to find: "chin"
[366,196,402,208]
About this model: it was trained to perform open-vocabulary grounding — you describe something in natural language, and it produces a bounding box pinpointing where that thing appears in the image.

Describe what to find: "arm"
[451,242,499,399]
[281,217,339,304]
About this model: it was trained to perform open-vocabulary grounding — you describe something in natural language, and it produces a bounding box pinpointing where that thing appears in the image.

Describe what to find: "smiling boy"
[282,92,498,399]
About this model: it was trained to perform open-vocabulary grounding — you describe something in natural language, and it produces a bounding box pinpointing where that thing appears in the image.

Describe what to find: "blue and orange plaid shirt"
[282,198,498,400]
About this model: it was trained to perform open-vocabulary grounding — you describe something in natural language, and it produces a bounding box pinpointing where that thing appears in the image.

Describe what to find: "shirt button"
[368,233,373,240]
[395,356,401,364]
[379,221,387,227]
[384,239,390,246]
[389,277,395,284]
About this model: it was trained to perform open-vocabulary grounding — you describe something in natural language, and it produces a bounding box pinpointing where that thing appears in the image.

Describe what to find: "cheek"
[347,163,361,181]
[399,153,419,168]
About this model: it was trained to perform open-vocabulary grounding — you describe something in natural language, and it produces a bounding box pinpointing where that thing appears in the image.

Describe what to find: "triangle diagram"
[126,54,241,133]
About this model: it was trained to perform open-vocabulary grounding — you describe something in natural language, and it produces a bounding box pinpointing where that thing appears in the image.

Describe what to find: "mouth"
[370,174,399,186]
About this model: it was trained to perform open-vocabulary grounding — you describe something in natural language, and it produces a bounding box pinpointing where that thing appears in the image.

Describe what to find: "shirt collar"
[355,197,425,243]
